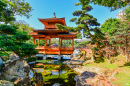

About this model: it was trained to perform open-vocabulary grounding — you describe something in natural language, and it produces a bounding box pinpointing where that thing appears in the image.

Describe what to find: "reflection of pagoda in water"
[28,13,77,59]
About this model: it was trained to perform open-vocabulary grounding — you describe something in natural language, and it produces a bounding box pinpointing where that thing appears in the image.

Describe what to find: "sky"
[16,0,122,29]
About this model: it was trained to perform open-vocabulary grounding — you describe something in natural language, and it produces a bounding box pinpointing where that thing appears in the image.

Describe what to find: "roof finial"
[53,12,56,18]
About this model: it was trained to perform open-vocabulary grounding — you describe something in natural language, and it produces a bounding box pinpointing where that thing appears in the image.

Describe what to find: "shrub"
[124,62,130,66]
[25,57,37,63]
[95,57,104,63]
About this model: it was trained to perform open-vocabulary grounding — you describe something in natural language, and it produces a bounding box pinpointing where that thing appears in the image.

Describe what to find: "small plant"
[124,62,130,66]
[95,57,104,63]
[110,57,115,64]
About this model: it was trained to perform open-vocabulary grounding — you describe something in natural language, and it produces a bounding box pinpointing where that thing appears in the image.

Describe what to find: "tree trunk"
[91,50,95,62]
[125,36,129,62]
[96,42,102,56]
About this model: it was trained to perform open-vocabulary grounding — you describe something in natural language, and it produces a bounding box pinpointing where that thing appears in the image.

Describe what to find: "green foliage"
[125,6,130,20]
[2,0,33,18]
[78,0,128,11]
[73,10,82,16]
[0,0,37,59]
[70,18,77,22]
[0,25,16,34]
[77,31,82,39]
[56,1,106,57]
[13,20,34,33]
[0,1,15,24]
[111,7,130,61]
[14,32,30,41]
[25,57,37,63]
[94,57,104,63]
[0,9,15,24]
[101,18,121,36]
[124,62,130,66]
[13,43,37,58]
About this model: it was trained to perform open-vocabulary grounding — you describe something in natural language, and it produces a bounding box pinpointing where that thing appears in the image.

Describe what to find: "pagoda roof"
[58,32,77,35]
[28,29,77,38]
[38,17,66,26]
[32,29,68,33]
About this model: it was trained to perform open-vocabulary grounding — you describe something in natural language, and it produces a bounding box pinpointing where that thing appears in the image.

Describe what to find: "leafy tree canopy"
[2,0,33,18]
[0,1,37,59]
[11,20,34,33]
[76,0,129,11]
[100,18,121,36]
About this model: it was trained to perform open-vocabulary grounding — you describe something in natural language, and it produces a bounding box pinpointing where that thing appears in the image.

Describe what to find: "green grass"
[112,72,130,86]
[111,66,130,86]
[84,55,130,86]
[85,59,119,69]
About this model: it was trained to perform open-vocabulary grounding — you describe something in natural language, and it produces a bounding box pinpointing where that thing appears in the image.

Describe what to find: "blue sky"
[16,0,121,29]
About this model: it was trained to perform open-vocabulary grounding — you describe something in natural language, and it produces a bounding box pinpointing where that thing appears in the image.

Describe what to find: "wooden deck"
[36,46,74,55]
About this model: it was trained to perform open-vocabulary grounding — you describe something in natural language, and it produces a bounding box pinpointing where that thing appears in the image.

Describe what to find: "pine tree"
[112,6,130,62]
[77,0,128,11]
[56,1,105,60]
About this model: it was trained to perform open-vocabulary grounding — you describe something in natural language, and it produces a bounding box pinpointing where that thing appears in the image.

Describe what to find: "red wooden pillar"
[59,37,60,49]
[45,37,47,55]
[45,37,47,47]
[61,39,62,48]
[34,38,35,45]
[72,37,74,49]
[49,39,51,47]
[59,37,61,55]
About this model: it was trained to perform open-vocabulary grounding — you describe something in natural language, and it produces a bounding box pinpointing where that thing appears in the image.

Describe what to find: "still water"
[32,57,76,86]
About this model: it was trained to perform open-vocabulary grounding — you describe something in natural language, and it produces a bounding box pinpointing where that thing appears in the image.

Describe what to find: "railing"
[45,25,56,29]
[35,46,74,50]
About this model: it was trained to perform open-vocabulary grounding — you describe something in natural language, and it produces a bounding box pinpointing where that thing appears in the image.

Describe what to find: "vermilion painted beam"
[72,37,74,49]
[49,39,51,47]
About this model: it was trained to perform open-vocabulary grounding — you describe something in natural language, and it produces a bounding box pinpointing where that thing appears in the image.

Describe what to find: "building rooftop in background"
[116,10,125,19]
[75,38,91,42]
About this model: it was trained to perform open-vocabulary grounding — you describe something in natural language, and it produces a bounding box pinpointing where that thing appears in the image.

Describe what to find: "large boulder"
[0,57,3,71]
[0,80,14,86]
[1,60,31,86]
[72,49,82,60]
[75,71,114,86]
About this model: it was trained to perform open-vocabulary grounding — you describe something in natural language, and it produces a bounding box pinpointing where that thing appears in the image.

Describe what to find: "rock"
[73,49,82,60]
[0,80,14,86]
[9,53,19,60]
[0,57,3,71]
[33,73,44,86]
[70,60,83,65]
[52,83,60,86]
[1,60,31,86]
[75,71,114,86]
[82,66,115,78]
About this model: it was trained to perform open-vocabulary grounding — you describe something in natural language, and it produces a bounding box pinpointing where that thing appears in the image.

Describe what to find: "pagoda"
[28,13,77,59]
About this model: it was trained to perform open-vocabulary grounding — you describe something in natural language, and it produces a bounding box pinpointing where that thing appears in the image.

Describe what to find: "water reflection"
[32,58,76,85]
[51,70,59,75]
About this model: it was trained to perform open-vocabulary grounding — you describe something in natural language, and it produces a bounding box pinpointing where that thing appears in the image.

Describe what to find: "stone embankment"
[66,60,115,86]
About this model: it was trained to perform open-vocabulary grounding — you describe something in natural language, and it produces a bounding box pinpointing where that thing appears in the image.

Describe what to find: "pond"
[31,58,77,86]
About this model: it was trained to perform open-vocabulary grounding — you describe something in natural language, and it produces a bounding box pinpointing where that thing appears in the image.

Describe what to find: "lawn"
[84,55,130,86]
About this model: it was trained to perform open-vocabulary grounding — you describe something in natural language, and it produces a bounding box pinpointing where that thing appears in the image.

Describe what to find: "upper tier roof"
[38,17,66,26]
